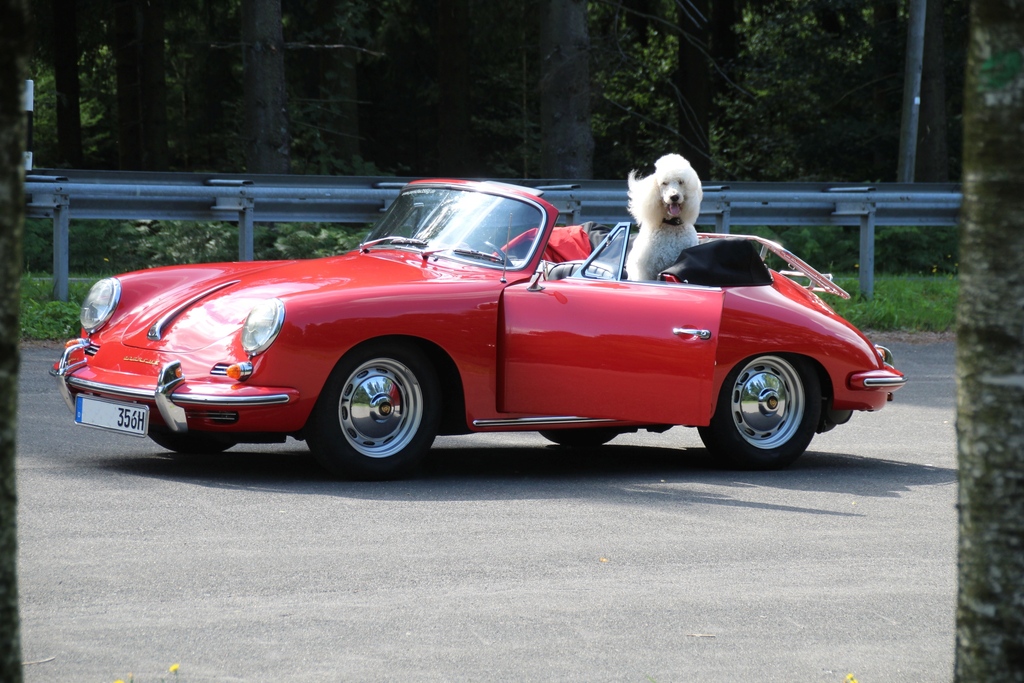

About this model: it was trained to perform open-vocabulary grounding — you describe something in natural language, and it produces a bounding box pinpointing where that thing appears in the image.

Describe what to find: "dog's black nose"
[669,193,680,203]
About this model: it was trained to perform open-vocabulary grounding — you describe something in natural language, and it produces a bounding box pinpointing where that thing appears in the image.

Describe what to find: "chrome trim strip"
[148,280,240,340]
[66,376,155,400]
[173,394,291,406]
[864,376,908,387]
[65,376,292,406]
[473,416,618,428]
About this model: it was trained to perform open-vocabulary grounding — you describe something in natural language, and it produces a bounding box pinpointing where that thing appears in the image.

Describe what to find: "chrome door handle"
[673,327,712,340]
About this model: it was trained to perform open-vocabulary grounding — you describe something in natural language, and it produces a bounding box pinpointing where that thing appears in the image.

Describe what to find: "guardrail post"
[858,208,876,300]
[714,205,731,234]
[238,197,255,260]
[559,200,582,225]
[24,177,72,301]
[701,187,731,234]
[208,179,256,260]
[52,194,71,301]
[829,188,877,300]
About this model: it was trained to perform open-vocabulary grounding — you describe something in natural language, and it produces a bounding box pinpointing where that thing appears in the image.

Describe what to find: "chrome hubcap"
[730,356,805,449]
[339,359,423,458]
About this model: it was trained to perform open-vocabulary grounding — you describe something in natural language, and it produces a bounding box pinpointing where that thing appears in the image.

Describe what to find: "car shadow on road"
[95,441,956,513]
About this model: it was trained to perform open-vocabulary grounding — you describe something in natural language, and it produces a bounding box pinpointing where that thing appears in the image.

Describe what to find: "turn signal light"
[225,361,253,381]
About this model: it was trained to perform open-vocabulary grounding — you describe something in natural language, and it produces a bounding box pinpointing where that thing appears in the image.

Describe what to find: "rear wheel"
[307,341,441,480]
[148,429,235,455]
[539,427,623,449]
[698,354,821,470]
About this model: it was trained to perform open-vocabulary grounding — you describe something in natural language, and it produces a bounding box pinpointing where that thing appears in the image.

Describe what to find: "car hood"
[113,251,471,352]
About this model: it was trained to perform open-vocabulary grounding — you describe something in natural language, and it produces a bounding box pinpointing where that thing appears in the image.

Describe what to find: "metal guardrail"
[25,169,961,301]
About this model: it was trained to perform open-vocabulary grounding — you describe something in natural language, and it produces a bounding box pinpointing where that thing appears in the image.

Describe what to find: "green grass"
[830,275,957,332]
[18,273,958,342]
[19,276,96,341]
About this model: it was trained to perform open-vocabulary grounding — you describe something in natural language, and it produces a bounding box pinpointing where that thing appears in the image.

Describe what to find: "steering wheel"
[504,228,537,260]
[484,241,511,266]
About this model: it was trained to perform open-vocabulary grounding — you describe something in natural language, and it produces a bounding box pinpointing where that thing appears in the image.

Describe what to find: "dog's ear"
[690,175,704,201]
[680,176,703,226]
[626,170,650,224]
[627,169,643,190]
[626,170,648,205]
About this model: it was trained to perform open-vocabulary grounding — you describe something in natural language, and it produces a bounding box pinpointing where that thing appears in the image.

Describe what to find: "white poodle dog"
[625,153,703,281]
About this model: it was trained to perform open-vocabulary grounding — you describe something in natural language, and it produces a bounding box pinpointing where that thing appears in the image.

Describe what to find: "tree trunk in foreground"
[0,0,29,680]
[955,0,1024,679]
[539,0,593,179]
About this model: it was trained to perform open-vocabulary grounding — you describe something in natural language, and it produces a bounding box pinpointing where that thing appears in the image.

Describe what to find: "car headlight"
[241,298,285,356]
[80,278,121,334]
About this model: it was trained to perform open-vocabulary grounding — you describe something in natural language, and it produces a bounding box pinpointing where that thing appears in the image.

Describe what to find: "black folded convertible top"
[659,238,773,287]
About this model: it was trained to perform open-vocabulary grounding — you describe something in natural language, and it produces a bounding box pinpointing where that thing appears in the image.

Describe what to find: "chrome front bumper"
[51,339,292,434]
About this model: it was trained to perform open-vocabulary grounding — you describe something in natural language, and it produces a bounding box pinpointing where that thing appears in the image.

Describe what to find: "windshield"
[363,186,547,269]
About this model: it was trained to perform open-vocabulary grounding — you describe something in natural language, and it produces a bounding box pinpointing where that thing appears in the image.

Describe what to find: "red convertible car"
[52,179,906,479]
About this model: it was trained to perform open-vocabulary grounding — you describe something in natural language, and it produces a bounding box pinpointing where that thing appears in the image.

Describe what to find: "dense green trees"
[27,0,966,181]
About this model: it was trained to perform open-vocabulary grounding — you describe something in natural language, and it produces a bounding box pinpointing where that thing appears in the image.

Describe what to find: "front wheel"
[698,354,821,470]
[306,341,441,480]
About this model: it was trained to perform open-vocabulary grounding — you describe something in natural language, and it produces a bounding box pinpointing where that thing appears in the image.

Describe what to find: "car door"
[500,277,725,426]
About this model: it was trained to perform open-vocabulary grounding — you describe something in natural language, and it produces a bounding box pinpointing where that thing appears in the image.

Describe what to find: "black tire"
[539,427,622,449]
[306,341,441,480]
[148,429,235,455]
[697,354,821,470]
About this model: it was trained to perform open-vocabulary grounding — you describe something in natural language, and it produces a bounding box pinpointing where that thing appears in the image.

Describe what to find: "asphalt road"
[15,339,957,682]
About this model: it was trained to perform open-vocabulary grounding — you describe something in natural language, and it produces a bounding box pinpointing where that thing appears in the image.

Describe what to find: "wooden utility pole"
[897,0,927,182]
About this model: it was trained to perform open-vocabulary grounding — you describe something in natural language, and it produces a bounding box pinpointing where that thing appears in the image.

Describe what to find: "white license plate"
[75,395,150,437]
